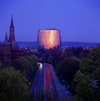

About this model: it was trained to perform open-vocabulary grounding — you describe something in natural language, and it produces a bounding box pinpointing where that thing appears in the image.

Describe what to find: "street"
[30,63,72,101]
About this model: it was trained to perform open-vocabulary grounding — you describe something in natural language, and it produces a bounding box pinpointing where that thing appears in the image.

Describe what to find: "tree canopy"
[55,56,80,85]
[72,47,100,101]
[0,61,3,68]
[0,67,29,101]
[8,55,39,77]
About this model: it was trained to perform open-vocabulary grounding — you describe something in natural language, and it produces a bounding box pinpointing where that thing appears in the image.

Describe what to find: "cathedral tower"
[4,15,19,48]
[9,15,15,43]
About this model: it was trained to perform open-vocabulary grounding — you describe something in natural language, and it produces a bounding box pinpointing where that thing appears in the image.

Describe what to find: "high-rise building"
[37,29,61,52]
[4,16,18,48]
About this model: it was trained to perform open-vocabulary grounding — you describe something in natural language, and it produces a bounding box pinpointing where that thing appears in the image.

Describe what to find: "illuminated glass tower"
[37,29,61,52]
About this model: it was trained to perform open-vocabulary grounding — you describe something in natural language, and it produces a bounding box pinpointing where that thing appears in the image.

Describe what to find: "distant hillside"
[0,41,99,48]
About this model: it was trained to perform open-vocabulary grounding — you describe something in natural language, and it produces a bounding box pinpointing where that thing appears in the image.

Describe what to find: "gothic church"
[4,16,18,48]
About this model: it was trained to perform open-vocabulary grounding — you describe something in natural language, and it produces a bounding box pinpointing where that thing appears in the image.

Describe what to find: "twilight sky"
[0,0,100,42]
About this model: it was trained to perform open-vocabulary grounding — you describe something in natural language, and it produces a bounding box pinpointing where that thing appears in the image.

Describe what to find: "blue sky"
[0,0,100,42]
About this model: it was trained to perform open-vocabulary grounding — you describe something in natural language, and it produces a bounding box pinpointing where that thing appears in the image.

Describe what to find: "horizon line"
[0,41,100,44]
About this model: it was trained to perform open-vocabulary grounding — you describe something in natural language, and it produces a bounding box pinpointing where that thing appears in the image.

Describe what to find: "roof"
[45,28,58,30]
[38,28,60,31]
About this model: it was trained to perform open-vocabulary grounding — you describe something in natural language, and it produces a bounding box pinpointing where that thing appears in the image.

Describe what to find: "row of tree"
[0,55,39,101]
[42,46,89,67]
[55,47,100,101]
[72,47,100,101]
[8,55,38,77]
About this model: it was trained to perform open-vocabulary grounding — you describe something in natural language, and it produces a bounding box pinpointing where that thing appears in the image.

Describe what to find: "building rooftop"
[45,28,58,30]
[39,28,59,30]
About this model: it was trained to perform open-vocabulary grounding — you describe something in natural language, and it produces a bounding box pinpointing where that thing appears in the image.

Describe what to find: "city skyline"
[0,0,100,43]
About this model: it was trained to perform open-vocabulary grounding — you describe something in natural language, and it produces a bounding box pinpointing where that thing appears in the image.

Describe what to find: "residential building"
[0,44,25,63]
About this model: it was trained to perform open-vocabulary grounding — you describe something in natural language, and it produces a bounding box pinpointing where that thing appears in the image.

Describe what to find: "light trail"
[45,63,53,101]
[38,63,42,69]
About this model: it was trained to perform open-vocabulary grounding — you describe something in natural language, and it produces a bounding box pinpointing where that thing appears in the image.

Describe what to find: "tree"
[79,58,94,74]
[0,67,29,101]
[47,56,52,63]
[56,56,80,85]
[28,89,59,101]
[8,57,31,77]
[72,47,100,101]
[72,70,84,89]
[79,50,84,59]
[8,55,39,77]
[72,70,95,101]
[30,55,39,65]
[59,47,74,61]
[28,89,75,101]
[88,47,100,66]
[0,61,3,68]
[23,55,35,71]
[93,67,100,80]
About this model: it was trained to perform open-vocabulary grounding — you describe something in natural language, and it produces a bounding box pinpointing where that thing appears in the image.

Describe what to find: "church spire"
[5,32,8,40]
[4,32,8,45]
[10,15,14,28]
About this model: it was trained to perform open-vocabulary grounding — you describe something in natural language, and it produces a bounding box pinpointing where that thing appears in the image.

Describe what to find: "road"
[50,64,72,100]
[30,63,72,101]
[30,63,45,93]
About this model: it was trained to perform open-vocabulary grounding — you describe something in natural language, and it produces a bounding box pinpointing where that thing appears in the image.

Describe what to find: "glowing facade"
[38,29,61,51]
